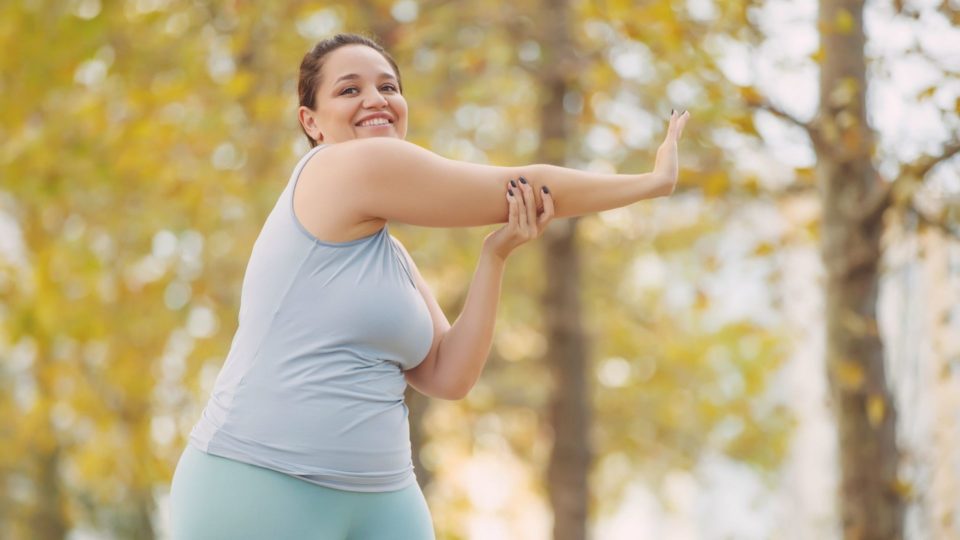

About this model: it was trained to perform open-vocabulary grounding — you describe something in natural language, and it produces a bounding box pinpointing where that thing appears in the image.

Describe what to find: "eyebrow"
[333,72,398,85]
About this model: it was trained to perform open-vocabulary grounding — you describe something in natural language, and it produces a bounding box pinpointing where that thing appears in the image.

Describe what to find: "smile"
[357,118,393,127]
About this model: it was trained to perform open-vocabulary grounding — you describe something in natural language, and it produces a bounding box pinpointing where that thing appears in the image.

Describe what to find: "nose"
[362,88,388,109]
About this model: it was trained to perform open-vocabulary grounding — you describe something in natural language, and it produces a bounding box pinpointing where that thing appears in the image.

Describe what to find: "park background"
[1,0,958,538]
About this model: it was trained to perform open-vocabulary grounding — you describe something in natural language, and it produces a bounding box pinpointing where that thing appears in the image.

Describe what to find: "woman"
[170,33,688,539]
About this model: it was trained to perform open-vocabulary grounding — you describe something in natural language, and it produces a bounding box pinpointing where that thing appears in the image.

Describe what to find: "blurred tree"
[728,0,960,536]
[533,1,592,539]
[816,1,903,535]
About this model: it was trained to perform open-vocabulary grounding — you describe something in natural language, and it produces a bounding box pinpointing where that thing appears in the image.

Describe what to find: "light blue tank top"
[189,145,434,492]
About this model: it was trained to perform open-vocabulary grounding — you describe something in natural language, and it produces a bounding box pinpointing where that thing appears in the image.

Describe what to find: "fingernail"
[681,109,687,115]
[519,176,528,185]
[671,109,675,115]
[510,179,517,188]
[541,186,550,194]
[508,188,514,196]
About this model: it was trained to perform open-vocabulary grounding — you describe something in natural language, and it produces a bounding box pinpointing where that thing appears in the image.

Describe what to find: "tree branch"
[898,140,960,183]
[860,180,893,223]
[755,100,820,147]
[907,204,960,240]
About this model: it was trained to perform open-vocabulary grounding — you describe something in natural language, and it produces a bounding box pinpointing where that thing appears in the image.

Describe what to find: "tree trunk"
[23,239,70,540]
[543,219,591,540]
[817,0,903,537]
[29,444,69,540]
[924,232,960,538]
[537,1,591,539]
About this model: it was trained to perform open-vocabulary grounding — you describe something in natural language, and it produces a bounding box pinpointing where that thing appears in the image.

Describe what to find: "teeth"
[359,118,391,127]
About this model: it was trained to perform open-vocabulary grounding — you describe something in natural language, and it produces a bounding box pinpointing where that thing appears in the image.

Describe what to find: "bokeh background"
[1,0,958,538]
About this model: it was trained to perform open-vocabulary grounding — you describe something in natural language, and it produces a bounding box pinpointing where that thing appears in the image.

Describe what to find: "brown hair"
[298,33,403,147]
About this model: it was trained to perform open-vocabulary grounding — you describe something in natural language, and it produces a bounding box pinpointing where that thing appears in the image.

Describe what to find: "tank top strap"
[287,144,328,190]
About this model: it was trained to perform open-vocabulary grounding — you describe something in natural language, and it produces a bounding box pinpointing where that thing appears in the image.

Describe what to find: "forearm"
[522,163,671,219]
[431,248,506,398]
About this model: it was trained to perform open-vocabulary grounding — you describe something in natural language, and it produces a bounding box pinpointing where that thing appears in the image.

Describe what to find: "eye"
[380,83,398,93]
[339,87,359,96]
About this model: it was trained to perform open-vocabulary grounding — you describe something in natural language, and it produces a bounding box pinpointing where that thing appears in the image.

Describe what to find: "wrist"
[480,241,510,265]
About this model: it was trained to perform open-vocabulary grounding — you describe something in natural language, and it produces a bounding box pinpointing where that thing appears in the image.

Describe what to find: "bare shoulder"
[295,137,490,232]
[303,138,418,179]
[293,141,402,243]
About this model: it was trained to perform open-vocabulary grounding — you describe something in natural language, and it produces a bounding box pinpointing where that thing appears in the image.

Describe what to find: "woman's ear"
[298,106,323,143]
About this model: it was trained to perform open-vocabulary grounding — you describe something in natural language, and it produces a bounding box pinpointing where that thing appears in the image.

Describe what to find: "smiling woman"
[169,32,689,540]
[297,37,409,144]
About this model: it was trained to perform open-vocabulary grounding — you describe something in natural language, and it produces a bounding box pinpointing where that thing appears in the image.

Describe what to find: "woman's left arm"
[403,180,555,400]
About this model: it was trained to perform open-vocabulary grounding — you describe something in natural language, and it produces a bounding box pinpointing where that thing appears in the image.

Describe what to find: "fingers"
[666,109,690,141]
[506,178,552,241]
[506,183,519,226]
[537,186,554,229]
[509,179,528,234]
[676,110,689,139]
[518,177,537,235]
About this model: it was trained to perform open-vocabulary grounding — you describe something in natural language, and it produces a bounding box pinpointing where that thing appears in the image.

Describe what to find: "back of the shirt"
[189,144,434,492]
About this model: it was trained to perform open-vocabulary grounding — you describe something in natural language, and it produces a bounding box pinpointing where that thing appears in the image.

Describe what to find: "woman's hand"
[653,109,690,195]
[482,178,555,262]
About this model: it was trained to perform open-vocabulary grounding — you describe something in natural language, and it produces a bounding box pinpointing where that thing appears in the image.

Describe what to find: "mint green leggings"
[169,445,435,540]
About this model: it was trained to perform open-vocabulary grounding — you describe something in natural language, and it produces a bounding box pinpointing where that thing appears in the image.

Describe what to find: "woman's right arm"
[299,111,689,228]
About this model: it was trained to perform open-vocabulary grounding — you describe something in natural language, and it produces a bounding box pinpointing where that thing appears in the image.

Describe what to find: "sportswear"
[189,145,434,492]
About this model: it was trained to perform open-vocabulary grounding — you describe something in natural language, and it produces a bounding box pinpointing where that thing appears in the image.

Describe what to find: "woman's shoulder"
[292,143,389,244]
[298,138,424,197]
[307,137,413,164]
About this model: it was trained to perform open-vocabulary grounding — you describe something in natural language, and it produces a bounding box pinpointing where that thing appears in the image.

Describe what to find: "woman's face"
[299,45,408,144]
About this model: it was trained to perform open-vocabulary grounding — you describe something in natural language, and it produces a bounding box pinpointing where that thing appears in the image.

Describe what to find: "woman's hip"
[168,444,434,540]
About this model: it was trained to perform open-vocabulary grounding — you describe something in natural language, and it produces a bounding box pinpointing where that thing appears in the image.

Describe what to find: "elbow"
[439,380,472,401]
[431,372,474,400]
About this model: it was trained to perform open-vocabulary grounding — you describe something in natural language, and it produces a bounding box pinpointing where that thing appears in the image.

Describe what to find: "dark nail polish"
[542,186,550,194]
[519,176,528,184]
[510,180,517,188]
[671,109,675,115]
[508,188,514,196]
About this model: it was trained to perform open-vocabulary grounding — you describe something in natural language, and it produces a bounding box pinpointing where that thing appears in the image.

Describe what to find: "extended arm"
[299,111,689,229]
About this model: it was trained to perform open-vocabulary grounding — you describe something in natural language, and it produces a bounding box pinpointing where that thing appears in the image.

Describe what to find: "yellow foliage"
[753,242,776,257]
[226,70,255,98]
[809,46,825,64]
[867,394,886,428]
[917,86,937,100]
[835,358,865,390]
[828,77,860,108]
[835,9,855,34]
[703,171,730,196]
[729,112,757,135]
[841,310,878,336]
[890,477,915,500]
[738,85,763,107]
